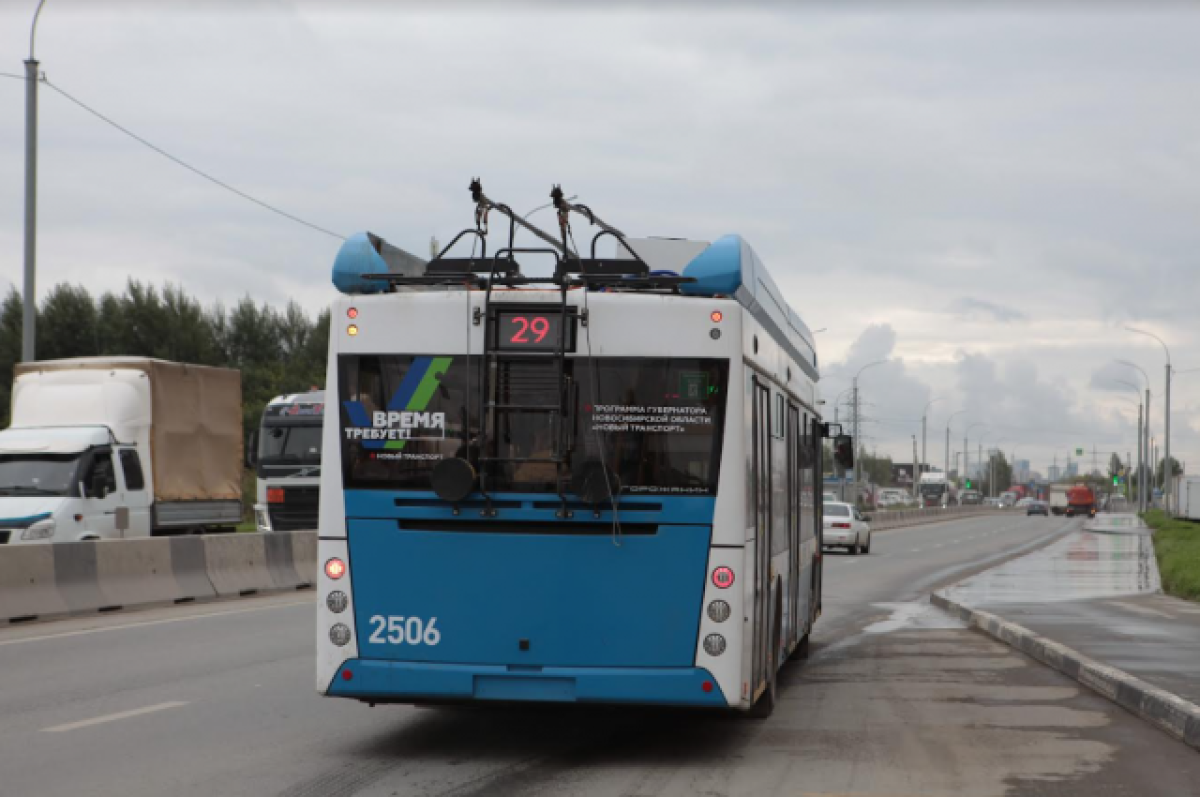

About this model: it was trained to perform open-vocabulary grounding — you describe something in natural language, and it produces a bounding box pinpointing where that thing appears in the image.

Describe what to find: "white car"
[823,501,872,555]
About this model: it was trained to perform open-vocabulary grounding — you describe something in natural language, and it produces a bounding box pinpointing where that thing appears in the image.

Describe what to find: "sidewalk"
[934,516,1200,749]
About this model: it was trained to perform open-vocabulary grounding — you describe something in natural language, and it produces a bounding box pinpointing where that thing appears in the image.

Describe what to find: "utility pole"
[22,3,47,362]
[1166,363,1172,509]
[851,377,859,505]
[1137,403,1144,511]
[912,435,918,501]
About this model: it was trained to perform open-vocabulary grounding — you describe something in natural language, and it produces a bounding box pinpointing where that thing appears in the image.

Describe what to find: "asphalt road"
[2,513,1198,797]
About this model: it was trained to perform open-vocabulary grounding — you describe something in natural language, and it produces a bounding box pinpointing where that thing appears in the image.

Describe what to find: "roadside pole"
[22,56,39,362]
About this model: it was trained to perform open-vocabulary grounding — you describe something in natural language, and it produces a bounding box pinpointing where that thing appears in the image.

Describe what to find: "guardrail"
[0,531,316,624]
[868,504,997,531]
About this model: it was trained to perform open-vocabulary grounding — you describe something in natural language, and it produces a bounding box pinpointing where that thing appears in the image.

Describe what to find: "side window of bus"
[773,393,784,439]
[119,449,145,491]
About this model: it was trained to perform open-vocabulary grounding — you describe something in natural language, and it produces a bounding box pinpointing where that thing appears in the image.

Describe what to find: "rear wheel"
[863,533,871,555]
[849,539,860,556]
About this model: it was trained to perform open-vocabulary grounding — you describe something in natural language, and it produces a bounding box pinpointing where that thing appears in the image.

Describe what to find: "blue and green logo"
[342,356,453,450]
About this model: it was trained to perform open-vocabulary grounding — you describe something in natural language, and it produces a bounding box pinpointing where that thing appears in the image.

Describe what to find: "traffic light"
[833,435,854,470]
[1113,476,1120,486]
[965,479,972,489]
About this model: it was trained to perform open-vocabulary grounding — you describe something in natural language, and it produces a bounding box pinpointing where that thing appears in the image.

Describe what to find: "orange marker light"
[711,310,723,323]
[347,324,359,336]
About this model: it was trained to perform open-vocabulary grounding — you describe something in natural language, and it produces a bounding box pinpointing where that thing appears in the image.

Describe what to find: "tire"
[849,538,860,556]
[863,533,871,555]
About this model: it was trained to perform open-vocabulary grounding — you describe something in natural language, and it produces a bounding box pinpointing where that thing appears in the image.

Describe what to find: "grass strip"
[1144,509,1200,601]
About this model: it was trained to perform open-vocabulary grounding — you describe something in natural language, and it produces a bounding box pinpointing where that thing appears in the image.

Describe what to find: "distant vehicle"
[250,390,324,532]
[823,491,838,503]
[1103,494,1130,514]
[998,491,1018,507]
[822,502,872,555]
[1015,497,1035,508]
[1065,484,1097,517]
[1048,484,1070,515]
[1010,485,1030,501]
[984,497,1005,508]
[918,472,956,507]
[0,357,243,543]
[960,489,983,505]
[1026,501,1049,516]
[877,488,909,507]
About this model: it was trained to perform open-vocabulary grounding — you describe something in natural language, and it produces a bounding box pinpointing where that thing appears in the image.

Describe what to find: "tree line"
[0,282,329,439]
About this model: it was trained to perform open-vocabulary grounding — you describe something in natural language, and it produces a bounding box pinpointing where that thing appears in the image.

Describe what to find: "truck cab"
[251,391,324,532]
[0,426,153,543]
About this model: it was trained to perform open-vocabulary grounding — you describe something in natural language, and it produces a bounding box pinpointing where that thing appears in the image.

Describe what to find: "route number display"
[496,311,573,352]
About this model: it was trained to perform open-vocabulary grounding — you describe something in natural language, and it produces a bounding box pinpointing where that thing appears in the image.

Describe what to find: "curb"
[930,592,1200,751]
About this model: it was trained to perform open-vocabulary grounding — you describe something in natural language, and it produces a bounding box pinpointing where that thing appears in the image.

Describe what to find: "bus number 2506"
[367,616,442,646]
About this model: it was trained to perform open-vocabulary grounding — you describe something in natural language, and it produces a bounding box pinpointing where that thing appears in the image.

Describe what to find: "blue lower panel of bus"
[345,518,712,668]
[327,659,730,707]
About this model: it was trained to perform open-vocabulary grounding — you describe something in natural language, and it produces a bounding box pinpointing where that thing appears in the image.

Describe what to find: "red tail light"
[712,567,735,589]
[267,487,285,504]
[832,522,851,529]
[325,558,346,580]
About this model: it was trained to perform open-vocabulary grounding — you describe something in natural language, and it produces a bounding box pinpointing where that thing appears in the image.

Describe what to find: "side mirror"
[833,434,854,470]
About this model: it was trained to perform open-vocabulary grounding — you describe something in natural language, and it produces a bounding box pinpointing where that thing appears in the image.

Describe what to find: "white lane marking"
[41,701,189,733]
[0,598,312,647]
[951,538,961,543]
[1106,601,1174,619]
[910,548,922,553]
[933,543,944,549]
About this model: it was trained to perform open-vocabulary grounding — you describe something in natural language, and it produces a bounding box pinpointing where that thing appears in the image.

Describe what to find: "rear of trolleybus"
[315,189,825,714]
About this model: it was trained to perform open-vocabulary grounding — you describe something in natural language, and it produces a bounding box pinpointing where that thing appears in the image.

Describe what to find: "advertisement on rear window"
[339,355,728,495]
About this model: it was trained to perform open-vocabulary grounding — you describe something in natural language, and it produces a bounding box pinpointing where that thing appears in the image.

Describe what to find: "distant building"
[1014,459,1031,483]
[1066,461,1079,478]
[1048,465,1062,481]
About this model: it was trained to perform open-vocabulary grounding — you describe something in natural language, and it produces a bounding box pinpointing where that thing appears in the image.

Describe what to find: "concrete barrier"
[202,533,276,597]
[0,530,317,624]
[0,545,66,622]
[869,504,993,531]
[95,537,185,609]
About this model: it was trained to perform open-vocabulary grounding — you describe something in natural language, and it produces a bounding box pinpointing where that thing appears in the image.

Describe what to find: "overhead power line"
[3,71,345,241]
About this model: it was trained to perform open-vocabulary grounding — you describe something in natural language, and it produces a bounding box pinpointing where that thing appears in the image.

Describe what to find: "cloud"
[947,297,1028,325]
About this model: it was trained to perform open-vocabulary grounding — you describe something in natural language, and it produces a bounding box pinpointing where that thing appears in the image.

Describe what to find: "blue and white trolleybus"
[316,183,845,716]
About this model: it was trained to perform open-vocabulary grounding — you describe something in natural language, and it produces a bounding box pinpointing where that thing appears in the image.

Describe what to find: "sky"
[1,1,1198,479]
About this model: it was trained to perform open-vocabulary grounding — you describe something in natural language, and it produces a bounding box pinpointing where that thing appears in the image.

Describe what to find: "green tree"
[1156,456,1183,485]
[982,451,1012,496]
[161,284,220,364]
[1107,453,1124,482]
[0,289,23,424]
[38,284,98,360]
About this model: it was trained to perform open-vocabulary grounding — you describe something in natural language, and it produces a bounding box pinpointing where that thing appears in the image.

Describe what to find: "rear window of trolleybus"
[338,354,729,495]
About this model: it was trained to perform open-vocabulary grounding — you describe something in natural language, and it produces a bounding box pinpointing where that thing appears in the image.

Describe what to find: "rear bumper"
[325,659,731,708]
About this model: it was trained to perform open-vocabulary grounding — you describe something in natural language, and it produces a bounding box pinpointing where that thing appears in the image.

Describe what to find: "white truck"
[0,358,243,544]
[918,472,955,507]
[1174,475,1200,521]
[249,390,324,532]
[1048,484,1070,516]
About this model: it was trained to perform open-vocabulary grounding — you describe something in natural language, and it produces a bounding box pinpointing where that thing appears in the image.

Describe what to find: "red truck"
[1065,485,1096,517]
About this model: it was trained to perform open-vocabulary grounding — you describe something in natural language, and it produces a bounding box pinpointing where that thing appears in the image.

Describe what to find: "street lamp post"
[919,397,943,484]
[1110,390,1143,509]
[22,0,49,363]
[851,360,888,505]
[946,409,968,480]
[1116,365,1151,512]
[965,422,986,490]
[1127,328,1172,512]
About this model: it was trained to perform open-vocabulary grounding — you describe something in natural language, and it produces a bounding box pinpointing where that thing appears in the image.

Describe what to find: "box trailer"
[0,358,243,543]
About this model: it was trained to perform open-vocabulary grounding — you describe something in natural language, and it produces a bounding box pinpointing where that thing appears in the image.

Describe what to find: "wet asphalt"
[1,513,1198,797]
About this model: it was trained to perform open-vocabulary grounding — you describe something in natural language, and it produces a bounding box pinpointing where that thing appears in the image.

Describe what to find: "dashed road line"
[42,701,189,733]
